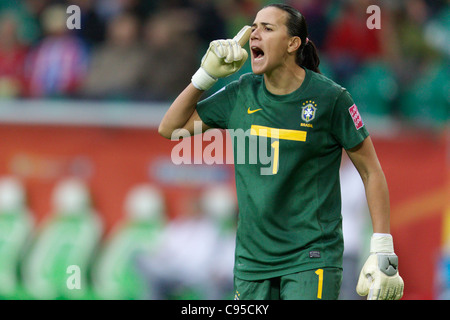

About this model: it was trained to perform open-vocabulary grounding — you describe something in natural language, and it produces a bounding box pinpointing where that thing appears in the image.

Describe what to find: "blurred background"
[0,0,447,300]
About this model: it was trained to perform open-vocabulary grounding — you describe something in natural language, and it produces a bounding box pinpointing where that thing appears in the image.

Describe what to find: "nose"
[250,27,260,41]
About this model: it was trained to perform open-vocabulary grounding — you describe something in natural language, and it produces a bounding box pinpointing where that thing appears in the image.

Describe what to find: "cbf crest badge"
[301,101,317,122]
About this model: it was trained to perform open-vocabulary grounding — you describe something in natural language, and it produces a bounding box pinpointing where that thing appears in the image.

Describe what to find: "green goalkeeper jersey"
[196,68,369,281]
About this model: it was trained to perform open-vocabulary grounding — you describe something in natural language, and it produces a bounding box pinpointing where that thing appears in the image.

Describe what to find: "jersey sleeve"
[196,81,238,129]
[331,89,369,150]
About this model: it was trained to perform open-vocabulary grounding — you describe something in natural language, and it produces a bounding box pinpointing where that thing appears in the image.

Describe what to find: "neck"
[263,62,306,95]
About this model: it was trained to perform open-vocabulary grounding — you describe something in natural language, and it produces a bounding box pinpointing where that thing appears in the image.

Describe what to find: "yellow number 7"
[315,269,323,299]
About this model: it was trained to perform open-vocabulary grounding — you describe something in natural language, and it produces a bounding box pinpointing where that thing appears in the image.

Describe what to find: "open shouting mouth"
[251,46,265,61]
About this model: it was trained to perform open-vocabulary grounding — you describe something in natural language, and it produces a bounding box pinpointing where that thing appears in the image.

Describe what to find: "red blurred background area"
[0,122,234,228]
[374,130,448,299]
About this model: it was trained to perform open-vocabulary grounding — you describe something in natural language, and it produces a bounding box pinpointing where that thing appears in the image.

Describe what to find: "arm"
[347,137,404,300]
[158,26,252,139]
[158,83,209,139]
[345,136,390,233]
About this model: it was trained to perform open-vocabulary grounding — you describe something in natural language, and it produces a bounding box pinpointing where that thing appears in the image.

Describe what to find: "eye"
[264,27,272,31]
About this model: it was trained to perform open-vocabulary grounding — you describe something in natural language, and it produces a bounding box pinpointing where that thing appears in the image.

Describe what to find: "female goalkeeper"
[158,3,403,300]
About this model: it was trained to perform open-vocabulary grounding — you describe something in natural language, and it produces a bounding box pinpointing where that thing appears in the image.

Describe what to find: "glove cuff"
[191,67,217,91]
[370,233,394,253]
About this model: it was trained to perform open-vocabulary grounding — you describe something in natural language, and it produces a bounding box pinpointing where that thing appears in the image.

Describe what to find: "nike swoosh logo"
[247,107,262,114]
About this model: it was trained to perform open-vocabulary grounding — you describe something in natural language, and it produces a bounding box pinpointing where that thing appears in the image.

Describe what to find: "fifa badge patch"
[349,104,364,130]
[301,101,317,123]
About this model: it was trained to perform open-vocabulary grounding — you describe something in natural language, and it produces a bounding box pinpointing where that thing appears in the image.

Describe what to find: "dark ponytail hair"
[265,3,321,73]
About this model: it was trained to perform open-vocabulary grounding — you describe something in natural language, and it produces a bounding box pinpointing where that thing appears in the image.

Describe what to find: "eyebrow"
[251,22,276,28]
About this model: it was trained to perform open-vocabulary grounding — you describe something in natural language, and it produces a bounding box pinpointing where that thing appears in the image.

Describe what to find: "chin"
[251,68,264,75]
[251,61,266,75]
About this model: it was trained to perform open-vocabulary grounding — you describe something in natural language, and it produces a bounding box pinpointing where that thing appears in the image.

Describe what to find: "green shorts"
[234,268,342,300]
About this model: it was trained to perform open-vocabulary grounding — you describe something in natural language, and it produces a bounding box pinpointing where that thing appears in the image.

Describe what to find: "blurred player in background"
[0,176,34,299]
[21,178,102,299]
[92,184,167,300]
[158,3,403,300]
[136,185,236,300]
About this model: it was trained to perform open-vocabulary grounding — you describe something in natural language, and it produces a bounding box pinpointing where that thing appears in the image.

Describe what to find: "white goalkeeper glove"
[191,26,252,91]
[356,233,404,300]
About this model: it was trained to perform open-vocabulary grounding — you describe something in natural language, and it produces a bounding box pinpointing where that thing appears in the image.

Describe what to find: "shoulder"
[308,70,347,100]
[220,73,262,96]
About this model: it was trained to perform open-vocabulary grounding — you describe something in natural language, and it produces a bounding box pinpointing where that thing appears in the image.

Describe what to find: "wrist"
[191,67,217,91]
[370,233,394,254]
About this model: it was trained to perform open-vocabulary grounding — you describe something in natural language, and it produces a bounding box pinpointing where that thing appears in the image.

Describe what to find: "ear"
[287,36,301,54]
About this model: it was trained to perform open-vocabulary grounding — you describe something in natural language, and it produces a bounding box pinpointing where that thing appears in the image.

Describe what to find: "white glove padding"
[191,26,252,91]
[356,233,404,300]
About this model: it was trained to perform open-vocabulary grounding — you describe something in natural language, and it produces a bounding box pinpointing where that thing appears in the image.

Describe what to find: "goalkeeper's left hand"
[356,233,404,300]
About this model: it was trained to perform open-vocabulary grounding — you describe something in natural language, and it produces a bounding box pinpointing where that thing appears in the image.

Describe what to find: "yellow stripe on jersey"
[250,125,307,142]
